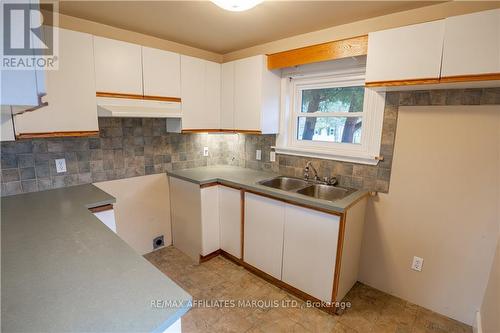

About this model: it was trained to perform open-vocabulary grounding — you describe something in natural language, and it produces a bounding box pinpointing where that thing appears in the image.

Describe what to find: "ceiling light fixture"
[211,0,263,12]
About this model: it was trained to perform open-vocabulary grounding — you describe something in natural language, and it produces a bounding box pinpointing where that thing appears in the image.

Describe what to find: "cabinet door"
[14,28,98,135]
[282,204,340,302]
[1,6,45,108]
[234,56,262,131]
[1,106,14,141]
[244,192,285,279]
[93,36,143,95]
[442,9,500,77]
[180,55,205,129]
[142,46,181,98]
[366,20,444,83]
[181,56,220,130]
[201,186,220,256]
[221,62,235,129]
[219,185,241,258]
[204,60,221,129]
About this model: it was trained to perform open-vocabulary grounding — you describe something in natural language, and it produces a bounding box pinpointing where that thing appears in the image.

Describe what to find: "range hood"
[96,96,181,118]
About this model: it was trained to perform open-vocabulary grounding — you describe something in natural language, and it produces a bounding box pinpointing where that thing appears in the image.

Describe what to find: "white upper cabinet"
[366,20,445,84]
[233,55,281,133]
[441,9,500,78]
[14,28,98,136]
[220,62,235,129]
[1,4,46,110]
[1,106,15,141]
[93,36,143,95]
[180,55,221,130]
[142,47,181,98]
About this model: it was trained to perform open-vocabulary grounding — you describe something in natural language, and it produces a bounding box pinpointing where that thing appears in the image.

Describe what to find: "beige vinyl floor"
[145,246,471,333]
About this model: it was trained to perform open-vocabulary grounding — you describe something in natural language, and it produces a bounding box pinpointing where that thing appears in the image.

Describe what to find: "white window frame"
[275,67,386,165]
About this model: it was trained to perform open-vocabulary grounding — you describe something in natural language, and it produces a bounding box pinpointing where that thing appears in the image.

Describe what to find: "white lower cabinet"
[282,204,340,302]
[200,185,220,256]
[92,207,117,234]
[219,186,241,258]
[243,193,285,279]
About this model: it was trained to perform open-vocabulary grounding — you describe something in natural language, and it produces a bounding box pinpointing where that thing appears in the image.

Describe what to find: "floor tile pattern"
[145,247,471,333]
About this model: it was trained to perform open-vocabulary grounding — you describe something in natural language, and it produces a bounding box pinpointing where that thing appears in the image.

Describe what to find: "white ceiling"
[59,1,441,54]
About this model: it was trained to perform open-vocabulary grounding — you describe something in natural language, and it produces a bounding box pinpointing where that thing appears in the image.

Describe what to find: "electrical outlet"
[55,158,66,173]
[411,256,424,271]
[203,147,209,157]
[270,151,276,162]
[256,150,262,161]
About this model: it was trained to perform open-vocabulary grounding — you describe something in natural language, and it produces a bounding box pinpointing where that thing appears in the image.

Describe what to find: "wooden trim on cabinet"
[181,129,262,134]
[199,182,219,189]
[200,249,222,263]
[243,189,343,217]
[440,73,500,83]
[143,95,181,102]
[16,131,99,139]
[223,253,337,314]
[96,92,144,100]
[240,189,245,260]
[331,213,346,302]
[365,78,440,87]
[96,92,181,102]
[88,204,114,213]
[267,35,368,70]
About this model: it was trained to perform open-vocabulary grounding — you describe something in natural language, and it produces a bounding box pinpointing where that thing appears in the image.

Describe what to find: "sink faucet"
[304,161,320,181]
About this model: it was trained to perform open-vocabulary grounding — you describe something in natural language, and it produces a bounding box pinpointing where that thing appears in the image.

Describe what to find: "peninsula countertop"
[167,165,368,213]
[1,184,191,333]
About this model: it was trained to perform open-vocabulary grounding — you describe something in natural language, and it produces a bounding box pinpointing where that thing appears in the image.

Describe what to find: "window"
[276,66,386,165]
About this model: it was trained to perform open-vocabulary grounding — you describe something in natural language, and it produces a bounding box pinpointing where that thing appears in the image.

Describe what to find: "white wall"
[94,174,172,255]
[359,106,500,325]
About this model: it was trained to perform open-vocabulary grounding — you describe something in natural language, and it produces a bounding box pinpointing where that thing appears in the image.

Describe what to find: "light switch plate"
[411,256,424,271]
[55,158,66,173]
[256,150,262,161]
[203,147,209,157]
[270,151,276,162]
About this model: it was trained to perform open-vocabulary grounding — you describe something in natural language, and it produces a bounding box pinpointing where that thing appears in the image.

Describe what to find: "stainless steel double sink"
[258,176,356,202]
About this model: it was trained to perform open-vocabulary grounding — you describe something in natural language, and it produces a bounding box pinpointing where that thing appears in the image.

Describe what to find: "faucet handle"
[324,176,338,185]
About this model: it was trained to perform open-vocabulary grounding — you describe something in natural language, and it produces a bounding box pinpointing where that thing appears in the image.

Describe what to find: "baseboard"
[473,311,482,333]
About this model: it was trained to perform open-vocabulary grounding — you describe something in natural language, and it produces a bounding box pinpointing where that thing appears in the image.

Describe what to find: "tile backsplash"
[2,88,499,196]
[1,118,243,196]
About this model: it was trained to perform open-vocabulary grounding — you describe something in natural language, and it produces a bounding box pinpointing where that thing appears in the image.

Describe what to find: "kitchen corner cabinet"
[441,9,500,79]
[142,46,181,98]
[169,178,241,262]
[221,55,281,133]
[93,36,143,95]
[366,20,445,85]
[243,193,285,279]
[180,55,221,130]
[13,28,99,138]
[200,185,220,256]
[219,185,242,259]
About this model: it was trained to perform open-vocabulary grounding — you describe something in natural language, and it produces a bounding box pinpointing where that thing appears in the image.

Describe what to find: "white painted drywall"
[94,173,172,255]
[359,105,500,325]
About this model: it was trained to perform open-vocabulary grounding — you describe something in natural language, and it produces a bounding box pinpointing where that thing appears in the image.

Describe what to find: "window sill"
[274,146,379,165]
